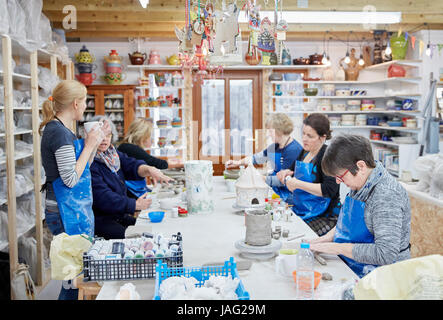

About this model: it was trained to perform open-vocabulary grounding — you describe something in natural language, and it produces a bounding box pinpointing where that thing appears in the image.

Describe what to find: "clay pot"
[388,64,406,78]
[309,53,323,65]
[75,73,96,85]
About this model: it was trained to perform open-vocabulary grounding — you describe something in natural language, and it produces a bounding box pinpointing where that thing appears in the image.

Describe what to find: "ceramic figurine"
[258,17,275,53]
[213,3,240,56]
[339,48,363,81]
[245,32,261,65]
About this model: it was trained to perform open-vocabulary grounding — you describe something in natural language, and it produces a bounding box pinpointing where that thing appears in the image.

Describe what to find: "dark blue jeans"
[45,210,79,300]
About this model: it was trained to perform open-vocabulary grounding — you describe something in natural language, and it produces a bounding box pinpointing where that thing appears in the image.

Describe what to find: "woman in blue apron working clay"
[89,116,173,240]
[40,80,110,300]
[225,113,302,204]
[277,113,341,236]
[117,117,183,198]
[309,134,411,278]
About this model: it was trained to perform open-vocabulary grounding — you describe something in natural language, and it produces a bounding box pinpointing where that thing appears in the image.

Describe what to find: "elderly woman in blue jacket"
[90,117,173,239]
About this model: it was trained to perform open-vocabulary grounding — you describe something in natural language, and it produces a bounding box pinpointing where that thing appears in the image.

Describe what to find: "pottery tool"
[287,233,305,241]
[314,252,327,266]
[202,260,252,271]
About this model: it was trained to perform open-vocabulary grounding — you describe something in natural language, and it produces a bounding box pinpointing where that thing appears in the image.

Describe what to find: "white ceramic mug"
[84,121,103,133]
[171,207,179,218]
[275,252,298,277]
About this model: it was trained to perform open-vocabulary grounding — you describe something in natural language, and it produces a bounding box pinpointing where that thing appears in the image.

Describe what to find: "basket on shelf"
[153,257,250,300]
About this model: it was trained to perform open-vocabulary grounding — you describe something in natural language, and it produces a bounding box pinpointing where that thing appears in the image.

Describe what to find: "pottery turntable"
[235,208,281,260]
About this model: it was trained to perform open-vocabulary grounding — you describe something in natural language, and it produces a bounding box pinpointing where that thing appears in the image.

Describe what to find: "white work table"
[96,176,358,300]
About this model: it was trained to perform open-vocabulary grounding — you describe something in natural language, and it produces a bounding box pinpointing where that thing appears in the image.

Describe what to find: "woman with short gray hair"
[308,134,411,278]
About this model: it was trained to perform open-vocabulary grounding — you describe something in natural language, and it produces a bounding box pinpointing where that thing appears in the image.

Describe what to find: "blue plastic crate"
[154,257,250,300]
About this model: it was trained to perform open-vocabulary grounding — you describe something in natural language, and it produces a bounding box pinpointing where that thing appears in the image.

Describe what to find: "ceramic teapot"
[75,45,95,64]
[104,49,123,64]
[166,54,180,65]
[128,51,147,65]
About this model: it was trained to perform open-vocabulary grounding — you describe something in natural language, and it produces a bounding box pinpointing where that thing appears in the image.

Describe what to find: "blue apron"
[125,179,151,198]
[291,158,331,221]
[52,139,94,237]
[268,151,293,205]
[333,195,378,278]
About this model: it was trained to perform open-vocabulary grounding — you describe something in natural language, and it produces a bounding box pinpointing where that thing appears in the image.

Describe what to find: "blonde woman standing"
[40,80,110,299]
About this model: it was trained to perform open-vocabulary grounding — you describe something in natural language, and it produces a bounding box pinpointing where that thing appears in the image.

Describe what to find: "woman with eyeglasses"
[277,113,341,236]
[307,134,411,278]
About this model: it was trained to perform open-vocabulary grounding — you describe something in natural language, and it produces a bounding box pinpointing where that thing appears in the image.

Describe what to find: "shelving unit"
[82,85,136,141]
[132,65,191,162]
[265,60,424,178]
[1,32,73,298]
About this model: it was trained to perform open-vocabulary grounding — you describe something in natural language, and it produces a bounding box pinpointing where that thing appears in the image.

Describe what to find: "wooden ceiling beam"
[43,0,443,12]
[45,9,443,26]
[44,10,185,23]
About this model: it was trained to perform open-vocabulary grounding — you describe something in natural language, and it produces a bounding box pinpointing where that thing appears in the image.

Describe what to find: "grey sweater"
[350,161,411,266]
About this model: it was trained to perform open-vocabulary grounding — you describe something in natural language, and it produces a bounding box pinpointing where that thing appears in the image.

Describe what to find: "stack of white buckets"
[184,160,214,214]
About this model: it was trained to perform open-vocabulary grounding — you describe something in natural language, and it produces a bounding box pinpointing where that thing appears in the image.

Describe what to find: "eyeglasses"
[336,169,349,183]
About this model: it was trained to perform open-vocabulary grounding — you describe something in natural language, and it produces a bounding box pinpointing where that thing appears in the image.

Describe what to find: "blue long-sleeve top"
[90,150,146,219]
[252,140,303,187]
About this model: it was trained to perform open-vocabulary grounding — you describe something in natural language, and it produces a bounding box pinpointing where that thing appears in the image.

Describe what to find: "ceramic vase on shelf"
[390,35,409,60]
[244,34,261,65]
[184,160,214,214]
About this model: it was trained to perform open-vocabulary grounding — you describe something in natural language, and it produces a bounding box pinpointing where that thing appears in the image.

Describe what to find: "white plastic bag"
[115,283,141,300]
[430,159,443,200]
[18,0,43,51]
[0,0,9,35]
[413,154,440,192]
[38,13,53,49]
[7,0,27,47]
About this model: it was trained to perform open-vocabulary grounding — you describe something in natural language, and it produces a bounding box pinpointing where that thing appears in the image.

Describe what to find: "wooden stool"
[73,275,102,300]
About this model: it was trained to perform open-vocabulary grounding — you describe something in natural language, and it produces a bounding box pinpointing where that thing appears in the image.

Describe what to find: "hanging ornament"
[438,44,443,55]
[411,36,416,49]
[419,40,424,56]
[397,28,402,37]
[404,31,409,42]
[257,17,275,53]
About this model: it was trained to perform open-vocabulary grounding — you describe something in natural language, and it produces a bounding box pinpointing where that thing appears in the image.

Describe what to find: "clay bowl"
[292,271,322,289]
[304,88,318,96]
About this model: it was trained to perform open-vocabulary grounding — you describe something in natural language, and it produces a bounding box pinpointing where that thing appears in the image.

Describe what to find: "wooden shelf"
[128,64,328,71]
[272,94,422,99]
[331,125,420,132]
[267,110,421,116]
[364,60,422,70]
[136,86,185,90]
[271,77,422,85]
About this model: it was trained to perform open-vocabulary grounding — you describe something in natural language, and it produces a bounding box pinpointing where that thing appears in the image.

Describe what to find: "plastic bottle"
[296,242,315,300]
